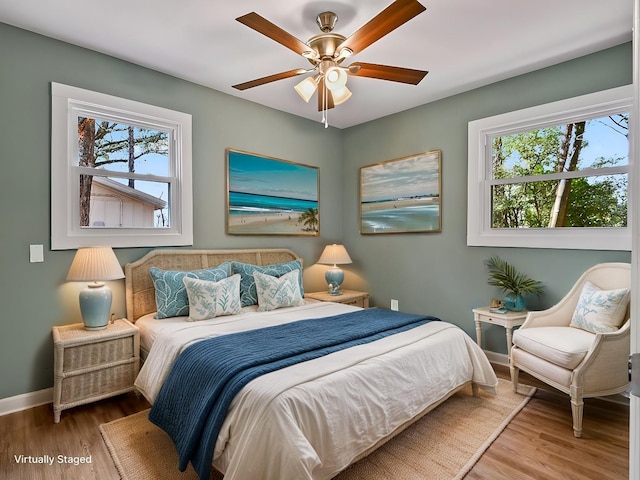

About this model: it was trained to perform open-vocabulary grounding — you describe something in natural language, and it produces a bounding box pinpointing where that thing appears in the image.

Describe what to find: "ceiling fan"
[232,0,428,125]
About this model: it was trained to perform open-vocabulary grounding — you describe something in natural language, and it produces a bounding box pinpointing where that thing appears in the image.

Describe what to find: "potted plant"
[484,256,544,311]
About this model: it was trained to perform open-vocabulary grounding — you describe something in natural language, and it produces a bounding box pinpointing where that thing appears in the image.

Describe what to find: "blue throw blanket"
[149,307,439,480]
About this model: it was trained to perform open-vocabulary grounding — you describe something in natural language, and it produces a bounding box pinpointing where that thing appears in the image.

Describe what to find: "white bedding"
[135,304,267,358]
[134,302,498,480]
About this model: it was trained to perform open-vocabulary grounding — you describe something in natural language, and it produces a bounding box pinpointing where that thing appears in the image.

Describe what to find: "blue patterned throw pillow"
[570,280,630,333]
[232,260,304,307]
[149,263,231,318]
[254,270,304,312]
[182,274,242,321]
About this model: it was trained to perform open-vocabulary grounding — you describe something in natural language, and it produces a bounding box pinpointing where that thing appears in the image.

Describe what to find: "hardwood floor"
[468,365,629,480]
[0,365,628,479]
[0,393,150,480]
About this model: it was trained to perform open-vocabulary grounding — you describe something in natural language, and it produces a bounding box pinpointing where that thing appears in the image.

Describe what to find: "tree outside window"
[467,85,632,250]
[491,114,628,229]
[77,117,170,228]
[51,82,192,249]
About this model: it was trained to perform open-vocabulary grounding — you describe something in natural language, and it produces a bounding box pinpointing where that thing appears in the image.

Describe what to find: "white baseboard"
[0,388,52,417]
[483,350,509,367]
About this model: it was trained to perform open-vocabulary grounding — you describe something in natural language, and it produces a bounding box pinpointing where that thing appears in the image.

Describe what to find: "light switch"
[30,244,44,263]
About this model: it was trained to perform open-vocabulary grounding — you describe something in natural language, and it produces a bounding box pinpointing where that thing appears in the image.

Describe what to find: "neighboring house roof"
[93,176,167,209]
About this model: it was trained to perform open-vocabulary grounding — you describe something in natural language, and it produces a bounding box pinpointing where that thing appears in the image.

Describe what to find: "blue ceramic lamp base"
[325,266,345,295]
[79,282,113,330]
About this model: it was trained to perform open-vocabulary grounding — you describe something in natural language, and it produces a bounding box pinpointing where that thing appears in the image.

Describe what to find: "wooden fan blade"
[232,69,307,90]
[317,78,335,111]
[237,12,313,57]
[336,0,425,56]
[348,62,428,85]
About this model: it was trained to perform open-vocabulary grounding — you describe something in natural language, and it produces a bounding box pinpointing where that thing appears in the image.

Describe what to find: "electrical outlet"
[390,299,399,311]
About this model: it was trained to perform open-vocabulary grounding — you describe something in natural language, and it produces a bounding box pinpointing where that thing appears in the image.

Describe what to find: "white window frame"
[467,85,633,251]
[51,83,193,250]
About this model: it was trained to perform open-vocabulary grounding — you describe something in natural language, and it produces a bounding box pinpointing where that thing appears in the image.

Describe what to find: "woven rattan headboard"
[124,248,301,322]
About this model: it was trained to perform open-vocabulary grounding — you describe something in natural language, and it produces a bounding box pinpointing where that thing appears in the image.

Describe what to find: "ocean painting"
[227,149,319,235]
[360,150,442,234]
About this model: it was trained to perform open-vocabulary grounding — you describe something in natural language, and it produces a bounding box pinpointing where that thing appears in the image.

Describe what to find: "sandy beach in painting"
[361,196,439,213]
[228,211,313,234]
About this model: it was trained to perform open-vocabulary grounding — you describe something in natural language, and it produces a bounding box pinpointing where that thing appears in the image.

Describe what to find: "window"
[467,85,632,250]
[51,83,193,249]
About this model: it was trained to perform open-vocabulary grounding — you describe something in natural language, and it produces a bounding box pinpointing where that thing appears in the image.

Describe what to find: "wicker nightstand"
[52,318,140,423]
[304,289,370,308]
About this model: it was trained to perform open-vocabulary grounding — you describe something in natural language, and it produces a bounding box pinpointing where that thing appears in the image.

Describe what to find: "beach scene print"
[227,149,319,235]
[360,150,441,234]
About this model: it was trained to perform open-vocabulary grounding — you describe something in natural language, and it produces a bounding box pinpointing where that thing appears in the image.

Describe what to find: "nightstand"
[52,318,140,423]
[472,306,527,357]
[305,289,370,308]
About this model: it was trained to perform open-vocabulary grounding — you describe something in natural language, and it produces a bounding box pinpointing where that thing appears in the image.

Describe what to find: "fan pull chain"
[322,81,329,128]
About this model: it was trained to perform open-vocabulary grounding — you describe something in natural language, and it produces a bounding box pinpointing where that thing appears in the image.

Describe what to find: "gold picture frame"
[360,150,442,234]
[226,148,320,236]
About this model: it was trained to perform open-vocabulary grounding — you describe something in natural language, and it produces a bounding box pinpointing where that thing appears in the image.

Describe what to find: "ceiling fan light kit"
[294,76,319,102]
[324,65,348,91]
[330,86,352,105]
[233,0,429,127]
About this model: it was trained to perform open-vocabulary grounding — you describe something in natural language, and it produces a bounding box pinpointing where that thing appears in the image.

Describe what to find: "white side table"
[472,306,528,357]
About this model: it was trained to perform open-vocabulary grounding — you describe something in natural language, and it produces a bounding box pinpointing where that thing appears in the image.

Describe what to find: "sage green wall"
[341,43,632,353]
[0,20,632,401]
[0,23,343,400]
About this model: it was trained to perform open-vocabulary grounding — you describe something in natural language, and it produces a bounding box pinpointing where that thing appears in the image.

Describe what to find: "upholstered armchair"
[510,263,630,438]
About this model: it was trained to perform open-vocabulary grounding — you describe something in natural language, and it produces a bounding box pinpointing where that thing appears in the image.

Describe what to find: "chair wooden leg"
[471,382,479,396]
[570,385,584,438]
[510,364,520,393]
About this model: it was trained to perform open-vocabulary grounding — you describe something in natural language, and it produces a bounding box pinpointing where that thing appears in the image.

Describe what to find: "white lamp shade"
[66,246,124,281]
[317,244,352,266]
[294,76,318,103]
[325,67,348,91]
[331,86,352,105]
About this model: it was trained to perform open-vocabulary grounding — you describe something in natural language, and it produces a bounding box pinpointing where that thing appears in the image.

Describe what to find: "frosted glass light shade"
[325,67,347,91]
[67,247,124,330]
[331,86,352,105]
[294,76,318,103]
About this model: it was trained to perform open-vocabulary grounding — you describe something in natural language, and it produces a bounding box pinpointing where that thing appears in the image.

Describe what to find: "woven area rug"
[100,378,535,480]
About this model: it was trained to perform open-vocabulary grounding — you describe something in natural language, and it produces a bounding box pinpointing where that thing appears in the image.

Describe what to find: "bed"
[125,248,498,480]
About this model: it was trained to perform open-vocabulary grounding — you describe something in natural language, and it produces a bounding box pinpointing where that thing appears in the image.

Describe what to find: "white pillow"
[182,274,242,321]
[253,269,304,312]
[570,280,630,333]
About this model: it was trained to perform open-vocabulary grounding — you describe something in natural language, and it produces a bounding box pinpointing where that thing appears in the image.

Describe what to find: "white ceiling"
[0,0,633,129]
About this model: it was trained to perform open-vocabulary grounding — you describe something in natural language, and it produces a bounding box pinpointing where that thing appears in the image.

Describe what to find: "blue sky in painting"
[228,150,318,201]
[361,151,440,203]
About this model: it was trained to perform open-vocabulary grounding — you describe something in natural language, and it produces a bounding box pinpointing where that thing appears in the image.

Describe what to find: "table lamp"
[66,246,124,330]
[317,244,352,295]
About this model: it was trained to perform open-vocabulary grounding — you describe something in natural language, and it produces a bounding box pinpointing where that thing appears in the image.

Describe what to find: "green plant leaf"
[484,256,544,296]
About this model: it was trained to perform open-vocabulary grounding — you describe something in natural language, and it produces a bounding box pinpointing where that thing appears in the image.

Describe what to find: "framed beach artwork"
[226,149,320,236]
[360,150,442,234]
